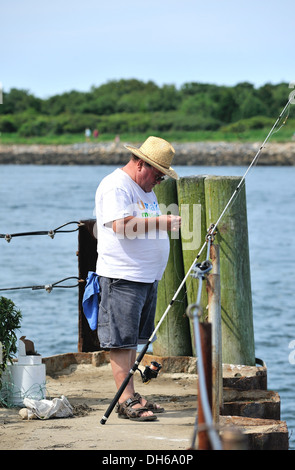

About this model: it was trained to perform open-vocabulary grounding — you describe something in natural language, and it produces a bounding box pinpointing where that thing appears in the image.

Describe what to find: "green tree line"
[0,79,292,137]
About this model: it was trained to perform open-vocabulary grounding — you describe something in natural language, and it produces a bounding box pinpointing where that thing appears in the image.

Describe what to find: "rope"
[0,221,84,242]
[0,277,84,293]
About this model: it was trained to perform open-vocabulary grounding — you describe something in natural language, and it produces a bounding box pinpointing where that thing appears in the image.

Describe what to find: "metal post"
[78,219,100,352]
[197,322,212,450]
[207,244,223,422]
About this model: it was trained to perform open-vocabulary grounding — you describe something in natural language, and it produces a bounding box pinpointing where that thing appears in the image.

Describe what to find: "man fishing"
[95,136,181,421]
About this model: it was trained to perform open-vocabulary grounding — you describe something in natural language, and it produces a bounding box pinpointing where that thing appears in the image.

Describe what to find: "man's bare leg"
[110,348,153,417]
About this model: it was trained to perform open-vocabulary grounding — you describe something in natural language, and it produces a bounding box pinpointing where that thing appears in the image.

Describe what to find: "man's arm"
[112,214,181,236]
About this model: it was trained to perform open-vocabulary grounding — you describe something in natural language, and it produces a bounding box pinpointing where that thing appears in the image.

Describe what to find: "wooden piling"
[176,176,208,354]
[153,179,192,356]
[204,176,255,366]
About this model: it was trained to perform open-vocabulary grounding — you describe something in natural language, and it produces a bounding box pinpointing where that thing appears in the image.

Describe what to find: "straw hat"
[124,136,178,180]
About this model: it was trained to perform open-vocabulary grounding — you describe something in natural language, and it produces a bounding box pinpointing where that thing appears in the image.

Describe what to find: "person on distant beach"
[94,136,181,421]
[85,128,91,142]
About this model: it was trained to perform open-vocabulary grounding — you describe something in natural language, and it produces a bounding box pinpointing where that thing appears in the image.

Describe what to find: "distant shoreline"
[1,141,295,165]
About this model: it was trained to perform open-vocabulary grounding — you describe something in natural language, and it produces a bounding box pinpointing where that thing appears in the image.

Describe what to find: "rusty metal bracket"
[206,223,217,243]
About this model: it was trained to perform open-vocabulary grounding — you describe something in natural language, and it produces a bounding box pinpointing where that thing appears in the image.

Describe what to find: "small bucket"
[1,358,46,406]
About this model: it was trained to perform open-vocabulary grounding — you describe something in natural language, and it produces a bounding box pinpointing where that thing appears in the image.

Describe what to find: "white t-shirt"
[95,168,170,282]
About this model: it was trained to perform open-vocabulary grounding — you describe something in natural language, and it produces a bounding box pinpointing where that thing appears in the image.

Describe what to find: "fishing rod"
[100,97,292,425]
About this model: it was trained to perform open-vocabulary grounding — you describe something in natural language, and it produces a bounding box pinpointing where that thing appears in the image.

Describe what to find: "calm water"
[1,164,295,448]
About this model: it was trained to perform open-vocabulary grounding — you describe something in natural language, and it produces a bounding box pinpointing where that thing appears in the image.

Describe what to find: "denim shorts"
[97,276,158,349]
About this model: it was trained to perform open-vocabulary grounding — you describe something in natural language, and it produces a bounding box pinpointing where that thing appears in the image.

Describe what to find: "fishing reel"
[139,361,162,384]
[191,260,212,280]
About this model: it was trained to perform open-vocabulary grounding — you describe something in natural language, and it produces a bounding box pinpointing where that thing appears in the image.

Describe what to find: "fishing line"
[206,98,292,244]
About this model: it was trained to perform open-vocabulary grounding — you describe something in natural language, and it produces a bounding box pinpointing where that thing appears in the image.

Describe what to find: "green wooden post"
[204,176,255,366]
[153,178,192,356]
[176,176,208,355]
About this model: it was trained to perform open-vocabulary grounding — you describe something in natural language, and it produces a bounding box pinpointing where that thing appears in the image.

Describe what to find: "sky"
[1,0,295,98]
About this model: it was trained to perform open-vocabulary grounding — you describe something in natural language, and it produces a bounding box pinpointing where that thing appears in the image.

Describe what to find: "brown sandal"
[134,393,165,414]
[117,396,157,421]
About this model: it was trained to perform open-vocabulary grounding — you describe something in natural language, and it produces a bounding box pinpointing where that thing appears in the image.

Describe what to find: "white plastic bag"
[23,395,73,419]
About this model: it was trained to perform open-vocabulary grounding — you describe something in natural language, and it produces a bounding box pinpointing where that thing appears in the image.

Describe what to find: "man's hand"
[158,214,181,232]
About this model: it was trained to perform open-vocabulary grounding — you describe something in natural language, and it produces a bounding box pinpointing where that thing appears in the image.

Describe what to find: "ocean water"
[1,163,295,449]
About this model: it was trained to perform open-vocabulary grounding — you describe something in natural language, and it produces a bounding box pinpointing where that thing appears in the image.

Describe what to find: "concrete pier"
[0,352,288,451]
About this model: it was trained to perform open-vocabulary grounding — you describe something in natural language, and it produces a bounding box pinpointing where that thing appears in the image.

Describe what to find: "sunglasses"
[144,163,167,182]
